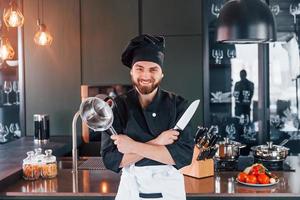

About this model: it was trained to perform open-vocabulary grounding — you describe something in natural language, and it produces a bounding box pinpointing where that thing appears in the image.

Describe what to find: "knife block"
[180,146,214,179]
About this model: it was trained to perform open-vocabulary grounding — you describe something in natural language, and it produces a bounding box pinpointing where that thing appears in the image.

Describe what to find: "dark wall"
[81,0,138,85]
[141,0,203,127]
[23,0,81,135]
[23,0,204,135]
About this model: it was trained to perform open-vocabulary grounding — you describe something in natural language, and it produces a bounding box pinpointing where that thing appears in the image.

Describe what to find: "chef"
[101,34,194,200]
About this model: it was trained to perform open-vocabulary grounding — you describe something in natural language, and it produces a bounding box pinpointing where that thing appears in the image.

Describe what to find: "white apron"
[115,165,186,200]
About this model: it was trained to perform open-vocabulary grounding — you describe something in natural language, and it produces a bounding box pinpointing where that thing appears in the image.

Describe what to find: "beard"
[132,77,162,95]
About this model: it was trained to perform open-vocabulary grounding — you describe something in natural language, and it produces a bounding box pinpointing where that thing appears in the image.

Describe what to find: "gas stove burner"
[215,159,238,171]
[254,158,284,170]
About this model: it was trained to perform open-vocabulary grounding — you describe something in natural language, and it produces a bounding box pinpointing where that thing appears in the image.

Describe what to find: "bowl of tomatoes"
[236,163,279,186]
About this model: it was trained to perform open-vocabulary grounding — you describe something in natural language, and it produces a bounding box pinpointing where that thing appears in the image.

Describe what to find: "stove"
[214,156,295,171]
[215,159,238,171]
[253,158,293,171]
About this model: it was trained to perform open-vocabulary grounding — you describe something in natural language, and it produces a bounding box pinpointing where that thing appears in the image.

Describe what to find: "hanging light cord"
[37,0,40,25]
[42,0,44,24]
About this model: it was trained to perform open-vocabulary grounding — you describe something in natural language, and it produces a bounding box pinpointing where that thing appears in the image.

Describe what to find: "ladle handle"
[279,139,289,146]
[108,127,118,135]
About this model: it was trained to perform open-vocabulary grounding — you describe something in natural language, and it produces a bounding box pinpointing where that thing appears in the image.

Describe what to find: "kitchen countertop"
[0,156,300,200]
[0,136,74,186]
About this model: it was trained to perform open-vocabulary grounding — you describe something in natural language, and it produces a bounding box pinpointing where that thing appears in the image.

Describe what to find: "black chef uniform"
[101,87,194,173]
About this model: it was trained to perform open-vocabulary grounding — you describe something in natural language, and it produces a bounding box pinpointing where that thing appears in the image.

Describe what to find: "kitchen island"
[0,155,300,200]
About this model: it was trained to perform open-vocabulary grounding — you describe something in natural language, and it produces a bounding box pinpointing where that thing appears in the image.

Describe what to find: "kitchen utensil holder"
[180,146,214,178]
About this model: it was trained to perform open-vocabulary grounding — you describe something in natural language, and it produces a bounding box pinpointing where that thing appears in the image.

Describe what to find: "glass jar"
[41,149,57,178]
[34,148,44,161]
[22,151,40,180]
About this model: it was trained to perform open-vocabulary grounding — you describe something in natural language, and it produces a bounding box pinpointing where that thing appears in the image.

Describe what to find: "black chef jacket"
[101,88,194,173]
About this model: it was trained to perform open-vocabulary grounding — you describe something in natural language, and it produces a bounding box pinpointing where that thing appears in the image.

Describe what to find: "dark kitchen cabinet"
[141,0,202,35]
[81,0,139,86]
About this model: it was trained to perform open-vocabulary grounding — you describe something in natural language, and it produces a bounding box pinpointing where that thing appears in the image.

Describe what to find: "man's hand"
[153,130,179,145]
[111,134,137,154]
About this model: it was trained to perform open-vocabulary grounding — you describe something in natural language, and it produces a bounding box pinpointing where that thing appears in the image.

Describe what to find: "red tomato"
[250,165,265,176]
[237,172,248,182]
[257,174,270,184]
[245,175,257,184]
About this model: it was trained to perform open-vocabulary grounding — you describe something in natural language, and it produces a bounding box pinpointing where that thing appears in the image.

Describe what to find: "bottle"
[22,151,40,180]
[41,149,57,178]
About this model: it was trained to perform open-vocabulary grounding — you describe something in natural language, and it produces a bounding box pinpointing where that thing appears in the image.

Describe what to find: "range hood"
[216,0,277,44]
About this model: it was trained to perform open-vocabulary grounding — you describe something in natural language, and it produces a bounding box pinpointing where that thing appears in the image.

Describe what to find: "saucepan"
[215,137,246,161]
[251,140,289,161]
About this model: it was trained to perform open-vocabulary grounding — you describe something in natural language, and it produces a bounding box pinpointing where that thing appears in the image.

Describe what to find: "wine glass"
[289,3,300,25]
[233,91,240,103]
[242,90,250,103]
[3,81,12,106]
[226,124,236,140]
[227,49,236,59]
[212,49,223,64]
[0,123,7,143]
[211,3,223,18]
[270,4,280,16]
[12,81,19,105]
[14,123,21,138]
[9,123,16,136]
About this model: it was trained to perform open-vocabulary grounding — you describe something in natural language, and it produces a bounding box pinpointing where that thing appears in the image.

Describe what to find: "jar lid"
[44,149,56,163]
[23,151,35,164]
[34,148,45,163]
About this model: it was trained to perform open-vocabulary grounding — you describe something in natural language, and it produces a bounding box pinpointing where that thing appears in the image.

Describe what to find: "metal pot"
[215,137,246,161]
[251,141,289,161]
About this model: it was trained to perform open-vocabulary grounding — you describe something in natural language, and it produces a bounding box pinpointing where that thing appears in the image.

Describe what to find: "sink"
[58,160,74,169]
[58,157,86,169]
[58,157,106,170]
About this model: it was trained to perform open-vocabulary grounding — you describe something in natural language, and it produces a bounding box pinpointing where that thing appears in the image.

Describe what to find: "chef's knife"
[173,99,200,131]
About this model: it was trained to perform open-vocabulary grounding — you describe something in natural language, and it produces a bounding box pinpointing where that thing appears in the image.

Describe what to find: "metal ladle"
[72,97,117,173]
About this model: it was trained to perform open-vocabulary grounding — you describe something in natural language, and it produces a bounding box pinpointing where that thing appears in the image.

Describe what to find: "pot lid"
[218,137,242,146]
[251,141,289,153]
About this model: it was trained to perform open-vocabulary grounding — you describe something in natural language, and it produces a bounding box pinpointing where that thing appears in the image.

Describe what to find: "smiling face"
[130,61,164,95]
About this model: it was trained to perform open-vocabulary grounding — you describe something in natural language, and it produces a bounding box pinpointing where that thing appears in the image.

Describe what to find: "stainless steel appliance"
[251,140,290,170]
[215,137,246,161]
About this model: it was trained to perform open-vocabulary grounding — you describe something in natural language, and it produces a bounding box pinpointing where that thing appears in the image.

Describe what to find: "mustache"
[137,78,155,82]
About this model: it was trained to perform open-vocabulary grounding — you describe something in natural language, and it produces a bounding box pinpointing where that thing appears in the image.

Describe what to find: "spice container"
[41,149,57,178]
[22,151,40,180]
[34,148,44,161]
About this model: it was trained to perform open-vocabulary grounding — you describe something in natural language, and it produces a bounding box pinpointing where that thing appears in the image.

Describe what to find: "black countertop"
[1,137,300,200]
[0,136,73,184]
[0,156,300,200]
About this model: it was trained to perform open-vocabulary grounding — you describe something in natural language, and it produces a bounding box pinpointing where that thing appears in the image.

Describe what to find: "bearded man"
[101,34,194,200]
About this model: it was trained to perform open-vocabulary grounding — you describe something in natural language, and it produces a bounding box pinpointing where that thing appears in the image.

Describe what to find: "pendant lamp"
[34,0,53,46]
[216,0,277,43]
[34,20,53,46]
[0,37,15,60]
[3,0,24,28]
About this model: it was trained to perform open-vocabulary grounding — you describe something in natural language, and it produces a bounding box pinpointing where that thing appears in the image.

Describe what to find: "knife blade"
[173,99,200,131]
